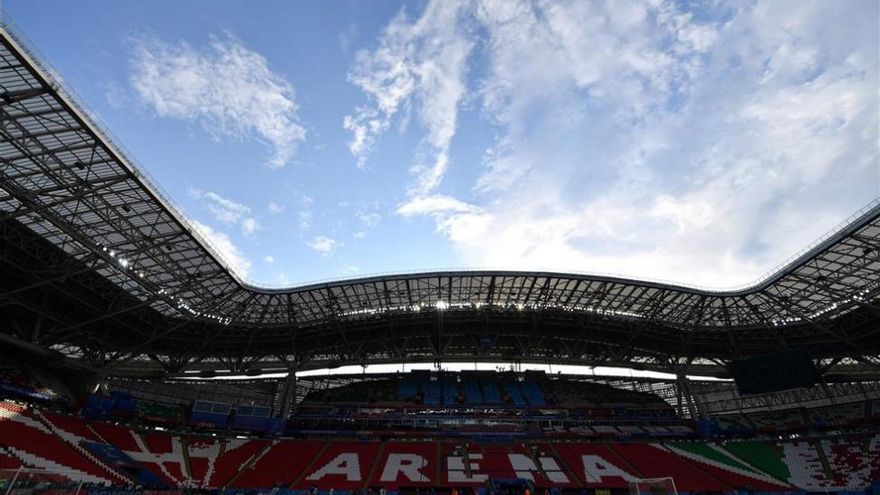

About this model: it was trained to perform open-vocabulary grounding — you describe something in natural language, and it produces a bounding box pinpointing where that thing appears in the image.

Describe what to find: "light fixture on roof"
[435,300,449,310]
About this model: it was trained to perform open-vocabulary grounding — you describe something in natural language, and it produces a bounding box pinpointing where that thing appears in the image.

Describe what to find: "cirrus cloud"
[190,220,253,278]
[307,236,341,256]
[353,0,878,288]
[131,33,306,168]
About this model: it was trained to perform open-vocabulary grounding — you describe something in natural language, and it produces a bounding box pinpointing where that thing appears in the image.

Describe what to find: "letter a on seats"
[307,453,361,482]
[581,455,638,483]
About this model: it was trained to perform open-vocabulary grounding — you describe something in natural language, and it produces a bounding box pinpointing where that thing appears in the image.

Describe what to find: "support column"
[675,371,701,419]
[280,369,298,419]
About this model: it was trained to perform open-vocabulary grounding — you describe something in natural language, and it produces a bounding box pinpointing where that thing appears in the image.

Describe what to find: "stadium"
[1,9,880,495]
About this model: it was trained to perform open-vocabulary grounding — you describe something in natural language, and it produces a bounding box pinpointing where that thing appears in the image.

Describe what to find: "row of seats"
[542,380,669,409]
[0,403,124,484]
[302,373,684,414]
[710,400,876,433]
[406,373,546,406]
[34,406,272,488]
[541,424,694,436]
[2,402,877,490]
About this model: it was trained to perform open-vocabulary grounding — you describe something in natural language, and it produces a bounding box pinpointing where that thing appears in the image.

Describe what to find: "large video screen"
[728,350,820,395]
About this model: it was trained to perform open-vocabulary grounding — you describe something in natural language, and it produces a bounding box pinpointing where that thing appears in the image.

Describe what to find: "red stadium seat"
[0,408,118,484]
[369,441,438,488]
[210,438,270,487]
[3,402,879,492]
[236,440,324,488]
[609,443,729,491]
[296,441,380,489]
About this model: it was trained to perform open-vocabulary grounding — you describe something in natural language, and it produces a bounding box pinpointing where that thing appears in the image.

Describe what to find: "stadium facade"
[1,20,880,495]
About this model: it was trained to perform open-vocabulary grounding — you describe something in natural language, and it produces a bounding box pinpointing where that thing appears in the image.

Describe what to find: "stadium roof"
[1,25,879,376]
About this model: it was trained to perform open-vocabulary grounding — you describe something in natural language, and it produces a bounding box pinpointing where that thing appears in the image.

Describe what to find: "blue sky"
[6,0,878,288]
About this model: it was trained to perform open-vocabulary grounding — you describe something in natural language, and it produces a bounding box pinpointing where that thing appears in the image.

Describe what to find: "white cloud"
[267,202,285,214]
[344,1,473,196]
[190,220,252,278]
[396,194,478,216]
[189,188,260,236]
[307,236,341,256]
[188,188,248,224]
[131,33,306,168]
[263,255,274,263]
[649,195,716,234]
[298,195,314,232]
[241,217,260,236]
[357,211,381,229]
[369,0,878,288]
[354,202,382,238]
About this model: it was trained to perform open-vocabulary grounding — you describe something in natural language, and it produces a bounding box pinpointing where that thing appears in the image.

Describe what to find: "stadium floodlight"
[436,300,449,310]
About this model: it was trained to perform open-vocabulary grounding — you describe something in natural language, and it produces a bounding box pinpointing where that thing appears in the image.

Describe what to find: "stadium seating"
[395,373,424,400]
[821,436,879,490]
[295,441,379,489]
[750,409,807,431]
[187,440,215,488]
[367,379,398,403]
[208,437,269,486]
[479,378,503,404]
[0,451,22,470]
[117,432,185,486]
[371,441,437,488]
[30,409,131,484]
[37,410,102,443]
[554,443,635,487]
[425,378,444,406]
[89,422,141,451]
[137,401,182,423]
[780,441,836,490]
[463,377,483,403]
[662,442,791,491]
[0,365,65,402]
[608,443,729,491]
[300,372,679,416]
[871,434,880,482]
[712,413,753,432]
[723,440,791,483]
[235,440,324,488]
[0,403,122,484]
[518,379,546,406]
[808,402,866,427]
[443,376,459,406]
[501,377,527,406]
[1,401,879,491]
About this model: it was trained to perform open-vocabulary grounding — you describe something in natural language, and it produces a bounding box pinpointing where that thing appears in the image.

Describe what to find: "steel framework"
[1,24,879,378]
